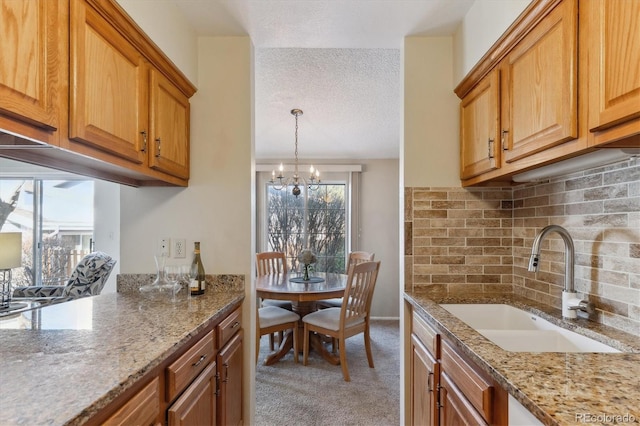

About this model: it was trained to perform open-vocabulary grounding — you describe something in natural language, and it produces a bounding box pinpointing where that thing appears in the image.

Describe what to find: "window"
[0,178,94,287]
[266,183,347,273]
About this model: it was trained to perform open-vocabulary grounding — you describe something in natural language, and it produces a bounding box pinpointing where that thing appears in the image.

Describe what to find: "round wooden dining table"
[256,271,347,365]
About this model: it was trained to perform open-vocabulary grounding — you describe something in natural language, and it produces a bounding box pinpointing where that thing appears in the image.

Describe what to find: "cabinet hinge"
[488,138,495,159]
[215,371,221,396]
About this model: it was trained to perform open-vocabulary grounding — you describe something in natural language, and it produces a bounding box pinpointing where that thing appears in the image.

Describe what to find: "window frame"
[256,169,358,274]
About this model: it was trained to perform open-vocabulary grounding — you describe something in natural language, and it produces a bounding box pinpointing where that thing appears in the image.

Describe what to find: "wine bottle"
[190,242,206,296]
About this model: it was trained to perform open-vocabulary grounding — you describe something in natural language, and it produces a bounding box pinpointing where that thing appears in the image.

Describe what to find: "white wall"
[116,3,255,422]
[453,0,531,83]
[115,0,198,84]
[359,159,400,318]
[403,37,459,187]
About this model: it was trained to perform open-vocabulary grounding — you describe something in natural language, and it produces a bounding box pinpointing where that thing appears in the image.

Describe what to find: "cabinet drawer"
[217,307,242,348]
[412,311,439,358]
[103,377,160,426]
[441,340,492,423]
[166,330,215,402]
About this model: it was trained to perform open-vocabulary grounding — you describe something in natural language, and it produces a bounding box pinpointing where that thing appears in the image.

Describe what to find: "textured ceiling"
[177,1,472,160]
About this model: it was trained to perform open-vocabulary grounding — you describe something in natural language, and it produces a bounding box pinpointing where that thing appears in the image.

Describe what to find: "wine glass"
[164,265,183,301]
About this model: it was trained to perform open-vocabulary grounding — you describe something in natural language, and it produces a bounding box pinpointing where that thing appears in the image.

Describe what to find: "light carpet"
[255,319,400,426]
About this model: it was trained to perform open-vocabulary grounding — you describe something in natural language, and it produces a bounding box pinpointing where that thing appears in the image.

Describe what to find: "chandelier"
[270,109,320,197]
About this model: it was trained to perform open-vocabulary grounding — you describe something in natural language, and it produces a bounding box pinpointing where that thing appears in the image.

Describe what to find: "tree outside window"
[266,183,346,273]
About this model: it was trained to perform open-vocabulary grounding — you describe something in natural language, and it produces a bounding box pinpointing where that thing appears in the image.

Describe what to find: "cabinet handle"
[487,138,495,159]
[501,129,509,151]
[191,354,206,367]
[140,130,147,152]
[231,321,240,329]
[427,372,433,392]
[155,138,161,157]
[223,362,229,383]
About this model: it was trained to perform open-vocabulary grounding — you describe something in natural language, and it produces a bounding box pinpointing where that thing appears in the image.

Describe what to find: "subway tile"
[565,174,602,190]
[603,164,640,185]
[414,209,447,219]
[413,190,447,200]
[604,196,640,213]
[584,184,627,201]
[432,255,465,265]
[448,209,483,219]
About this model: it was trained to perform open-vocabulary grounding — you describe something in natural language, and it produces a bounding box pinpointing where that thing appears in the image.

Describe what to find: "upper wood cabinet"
[501,0,577,163]
[458,0,579,185]
[149,69,190,180]
[584,0,640,147]
[456,0,639,186]
[0,0,64,144]
[69,0,147,164]
[460,69,500,180]
[0,0,196,187]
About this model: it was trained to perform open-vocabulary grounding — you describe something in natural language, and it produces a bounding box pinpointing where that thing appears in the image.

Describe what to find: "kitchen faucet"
[528,225,594,319]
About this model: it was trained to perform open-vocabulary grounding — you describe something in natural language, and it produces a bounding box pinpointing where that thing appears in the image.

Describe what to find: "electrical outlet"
[159,238,171,257]
[174,238,186,258]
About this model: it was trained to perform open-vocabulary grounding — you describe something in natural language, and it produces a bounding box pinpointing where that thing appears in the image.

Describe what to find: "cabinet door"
[460,69,500,179]
[149,69,190,180]
[501,0,578,163]
[104,377,160,426]
[217,330,243,426]
[0,0,61,132]
[439,373,488,426]
[167,361,217,426]
[586,0,640,138]
[69,0,147,164]
[411,334,439,426]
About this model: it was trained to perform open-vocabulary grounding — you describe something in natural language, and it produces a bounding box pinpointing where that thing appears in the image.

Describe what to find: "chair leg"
[331,337,337,354]
[364,325,374,368]
[303,324,310,365]
[269,333,275,351]
[339,336,350,381]
[278,331,284,345]
[292,325,299,363]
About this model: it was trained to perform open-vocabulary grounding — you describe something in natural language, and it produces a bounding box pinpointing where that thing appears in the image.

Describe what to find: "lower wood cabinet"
[102,377,161,426]
[411,334,439,426]
[217,330,243,426]
[168,362,217,426]
[410,309,508,426]
[87,303,243,426]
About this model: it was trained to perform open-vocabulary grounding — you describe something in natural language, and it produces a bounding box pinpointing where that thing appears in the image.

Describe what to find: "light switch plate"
[159,238,171,257]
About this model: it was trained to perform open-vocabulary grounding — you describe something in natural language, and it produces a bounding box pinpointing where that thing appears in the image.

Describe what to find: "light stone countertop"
[0,288,244,426]
[405,291,640,426]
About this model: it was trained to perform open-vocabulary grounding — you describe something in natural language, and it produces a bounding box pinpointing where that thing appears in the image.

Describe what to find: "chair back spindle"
[256,252,288,276]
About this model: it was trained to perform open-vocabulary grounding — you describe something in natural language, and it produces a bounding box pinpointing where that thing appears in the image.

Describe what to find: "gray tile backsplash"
[405,159,640,335]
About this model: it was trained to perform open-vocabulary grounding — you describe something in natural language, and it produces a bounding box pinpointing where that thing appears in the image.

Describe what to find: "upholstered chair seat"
[12,252,116,304]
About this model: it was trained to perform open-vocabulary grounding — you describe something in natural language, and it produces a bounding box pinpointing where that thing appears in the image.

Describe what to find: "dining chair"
[256,251,292,349]
[316,251,375,310]
[302,260,381,381]
[256,305,300,364]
